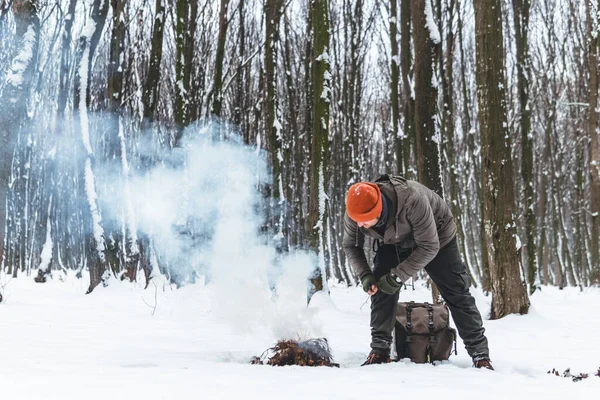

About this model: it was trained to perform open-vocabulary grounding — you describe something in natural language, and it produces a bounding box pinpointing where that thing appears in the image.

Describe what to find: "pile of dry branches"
[251,338,339,367]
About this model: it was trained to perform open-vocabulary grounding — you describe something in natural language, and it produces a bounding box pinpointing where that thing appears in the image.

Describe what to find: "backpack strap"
[453,330,458,355]
[421,303,434,363]
[426,303,436,343]
[405,302,413,343]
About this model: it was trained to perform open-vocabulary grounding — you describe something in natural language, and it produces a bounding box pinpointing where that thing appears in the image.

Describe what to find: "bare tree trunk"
[36,0,77,283]
[444,0,457,204]
[73,0,109,293]
[282,11,304,250]
[412,0,442,194]
[234,0,245,128]
[390,0,400,174]
[457,0,482,282]
[412,0,442,303]
[142,0,165,122]
[57,0,77,114]
[538,103,554,286]
[586,0,600,273]
[575,143,589,285]
[399,0,413,177]
[0,0,40,273]
[264,0,284,205]
[443,0,473,289]
[0,0,11,22]
[107,0,140,281]
[308,0,330,299]
[549,126,576,286]
[350,0,364,181]
[474,0,529,319]
[184,0,198,123]
[74,0,108,109]
[212,0,229,117]
[174,0,190,139]
[108,0,125,113]
[513,0,536,294]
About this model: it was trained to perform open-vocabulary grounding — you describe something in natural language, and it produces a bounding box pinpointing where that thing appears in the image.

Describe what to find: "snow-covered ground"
[0,274,598,400]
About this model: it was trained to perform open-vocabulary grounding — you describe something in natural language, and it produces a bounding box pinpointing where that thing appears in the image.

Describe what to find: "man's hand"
[360,273,378,295]
[377,273,402,295]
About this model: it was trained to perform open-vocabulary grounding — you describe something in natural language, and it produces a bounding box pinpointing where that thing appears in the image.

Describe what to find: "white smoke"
[111,119,321,340]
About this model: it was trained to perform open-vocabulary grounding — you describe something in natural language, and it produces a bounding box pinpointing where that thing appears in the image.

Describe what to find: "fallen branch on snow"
[548,367,600,382]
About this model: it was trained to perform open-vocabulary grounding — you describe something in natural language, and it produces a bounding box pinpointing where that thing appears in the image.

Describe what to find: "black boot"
[361,349,391,366]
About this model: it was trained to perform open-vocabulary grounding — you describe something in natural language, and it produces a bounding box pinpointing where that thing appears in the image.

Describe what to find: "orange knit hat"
[346,182,382,223]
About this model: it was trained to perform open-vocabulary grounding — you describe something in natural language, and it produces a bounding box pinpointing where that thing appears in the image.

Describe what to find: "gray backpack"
[394,301,457,363]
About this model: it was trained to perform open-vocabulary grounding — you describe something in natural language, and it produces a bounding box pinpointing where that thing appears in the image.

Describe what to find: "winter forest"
[0,0,599,320]
[2,0,600,396]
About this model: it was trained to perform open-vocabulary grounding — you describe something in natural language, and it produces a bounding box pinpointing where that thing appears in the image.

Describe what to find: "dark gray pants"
[370,237,489,359]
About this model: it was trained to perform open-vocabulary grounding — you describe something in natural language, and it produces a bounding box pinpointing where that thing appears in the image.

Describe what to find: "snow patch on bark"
[424,0,441,44]
[79,19,106,262]
[38,202,53,273]
[5,25,36,89]
[118,118,139,256]
[85,158,106,257]
[315,163,329,293]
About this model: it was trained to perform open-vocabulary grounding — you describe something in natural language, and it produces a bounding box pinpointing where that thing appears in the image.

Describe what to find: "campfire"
[251,338,339,367]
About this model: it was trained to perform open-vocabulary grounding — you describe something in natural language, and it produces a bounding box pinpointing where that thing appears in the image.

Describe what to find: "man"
[343,174,493,369]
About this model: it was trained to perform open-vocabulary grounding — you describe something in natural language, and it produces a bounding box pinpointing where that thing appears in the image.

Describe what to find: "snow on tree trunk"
[79,40,105,262]
[0,0,39,274]
[73,0,109,293]
[316,164,329,293]
[586,1,600,274]
[308,0,330,300]
[412,0,442,196]
[37,198,53,275]
[474,0,529,318]
[142,0,165,122]
[513,0,536,294]
[118,118,140,280]
[399,0,414,179]
[263,0,285,246]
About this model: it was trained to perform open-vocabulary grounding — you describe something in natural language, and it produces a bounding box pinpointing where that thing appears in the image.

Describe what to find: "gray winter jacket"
[343,175,457,283]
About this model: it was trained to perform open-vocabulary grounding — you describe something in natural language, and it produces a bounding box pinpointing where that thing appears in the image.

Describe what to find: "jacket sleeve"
[392,194,440,282]
[342,212,371,279]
